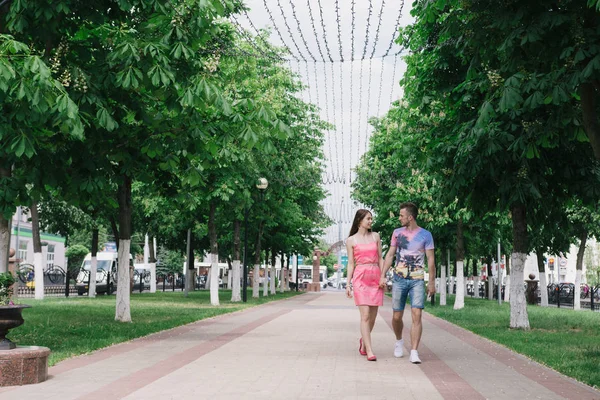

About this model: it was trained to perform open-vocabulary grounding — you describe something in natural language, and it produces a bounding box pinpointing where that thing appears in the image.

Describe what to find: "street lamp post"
[242,178,268,302]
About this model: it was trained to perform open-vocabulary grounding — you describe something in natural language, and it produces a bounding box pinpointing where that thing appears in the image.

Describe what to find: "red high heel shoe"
[359,338,367,356]
[367,355,377,361]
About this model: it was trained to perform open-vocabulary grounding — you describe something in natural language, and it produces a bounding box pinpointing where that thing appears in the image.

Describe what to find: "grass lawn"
[12,289,302,366]
[426,295,600,389]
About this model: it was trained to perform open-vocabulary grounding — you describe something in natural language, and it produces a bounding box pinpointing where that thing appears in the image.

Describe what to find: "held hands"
[378,276,387,289]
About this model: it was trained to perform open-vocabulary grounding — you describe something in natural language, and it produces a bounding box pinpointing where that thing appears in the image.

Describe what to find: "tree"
[0,34,82,273]
[399,0,600,329]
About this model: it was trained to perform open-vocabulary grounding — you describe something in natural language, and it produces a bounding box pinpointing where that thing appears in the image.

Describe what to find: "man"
[381,202,435,364]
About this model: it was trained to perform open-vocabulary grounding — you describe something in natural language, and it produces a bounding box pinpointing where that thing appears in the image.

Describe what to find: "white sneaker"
[409,350,421,364]
[394,339,404,358]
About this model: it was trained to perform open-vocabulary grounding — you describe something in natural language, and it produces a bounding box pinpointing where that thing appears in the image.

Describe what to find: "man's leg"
[408,280,426,363]
[392,310,404,339]
[391,279,408,340]
[392,279,408,358]
[410,308,423,350]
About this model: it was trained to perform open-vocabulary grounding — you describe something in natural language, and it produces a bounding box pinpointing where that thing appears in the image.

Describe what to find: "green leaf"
[96,107,118,131]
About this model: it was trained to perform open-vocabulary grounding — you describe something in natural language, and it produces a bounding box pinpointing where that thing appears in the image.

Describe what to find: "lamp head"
[256,177,269,190]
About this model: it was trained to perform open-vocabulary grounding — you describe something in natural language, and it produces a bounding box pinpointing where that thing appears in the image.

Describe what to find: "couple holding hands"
[345,202,436,363]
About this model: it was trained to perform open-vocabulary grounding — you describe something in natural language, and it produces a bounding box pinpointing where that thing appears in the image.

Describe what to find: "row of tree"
[353,0,600,328]
[0,1,330,321]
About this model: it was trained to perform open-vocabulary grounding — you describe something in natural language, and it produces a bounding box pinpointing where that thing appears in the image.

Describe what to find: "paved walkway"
[0,292,598,400]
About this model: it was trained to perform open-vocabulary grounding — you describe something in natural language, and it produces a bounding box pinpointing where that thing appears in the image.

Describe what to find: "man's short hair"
[399,202,418,219]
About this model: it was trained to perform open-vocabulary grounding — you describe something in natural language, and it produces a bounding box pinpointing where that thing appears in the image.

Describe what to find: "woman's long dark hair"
[348,209,372,238]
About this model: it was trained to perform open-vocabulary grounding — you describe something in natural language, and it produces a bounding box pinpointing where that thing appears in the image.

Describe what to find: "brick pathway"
[0,291,598,399]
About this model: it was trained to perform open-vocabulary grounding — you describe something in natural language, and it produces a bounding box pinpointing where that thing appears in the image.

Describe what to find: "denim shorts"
[392,278,425,311]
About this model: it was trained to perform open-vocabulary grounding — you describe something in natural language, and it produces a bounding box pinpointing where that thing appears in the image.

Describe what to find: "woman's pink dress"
[352,241,383,306]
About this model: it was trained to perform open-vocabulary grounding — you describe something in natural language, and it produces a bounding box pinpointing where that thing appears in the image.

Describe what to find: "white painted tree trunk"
[150,263,156,293]
[231,260,241,302]
[34,252,44,300]
[89,256,97,298]
[270,263,276,295]
[503,275,510,302]
[263,264,268,297]
[473,276,480,298]
[210,252,219,306]
[206,268,211,289]
[280,267,287,293]
[440,265,447,306]
[450,277,455,295]
[115,239,132,322]
[539,272,549,307]
[509,253,530,329]
[453,261,465,310]
[488,275,494,300]
[252,264,260,298]
[574,270,582,310]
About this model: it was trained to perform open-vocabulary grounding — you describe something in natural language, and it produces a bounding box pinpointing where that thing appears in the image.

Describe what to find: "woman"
[346,209,384,361]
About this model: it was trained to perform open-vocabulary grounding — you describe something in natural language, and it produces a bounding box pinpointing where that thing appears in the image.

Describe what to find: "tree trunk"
[472,259,480,298]
[536,250,548,306]
[115,175,132,322]
[509,204,530,330]
[485,256,492,300]
[263,248,269,297]
[0,164,11,274]
[89,227,99,298]
[0,213,10,275]
[574,230,588,311]
[148,237,156,263]
[440,259,447,306]
[285,253,290,291]
[580,82,600,160]
[185,228,195,296]
[252,220,263,298]
[208,201,219,306]
[279,251,285,293]
[270,249,276,295]
[454,219,465,310]
[30,201,45,300]
[231,219,242,302]
[109,216,119,252]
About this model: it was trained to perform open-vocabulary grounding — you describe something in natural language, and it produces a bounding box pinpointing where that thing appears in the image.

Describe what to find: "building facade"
[9,208,66,270]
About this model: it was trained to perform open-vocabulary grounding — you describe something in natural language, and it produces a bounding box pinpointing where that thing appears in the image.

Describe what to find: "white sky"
[237,0,414,244]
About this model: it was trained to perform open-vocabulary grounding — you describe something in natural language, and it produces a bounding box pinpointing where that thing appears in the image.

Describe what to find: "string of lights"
[232,0,409,243]
[389,53,399,105]
[275,0,309,62]
[316,0,334,62]
[361,0,374,60]
[369,0,386,59]
[288,0,318,62]
[303,60,313,104]
[364,58,373,155]
[334,0,345,183]
[376,59,385,117]
[261,0,301,62]
[328,62,341,182]
[383,0,405,57]
[348,0,356,183]
[356,59,364,169]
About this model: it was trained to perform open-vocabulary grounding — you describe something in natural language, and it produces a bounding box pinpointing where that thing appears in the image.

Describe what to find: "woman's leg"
[359,305,375,357]
[368,306,378,332]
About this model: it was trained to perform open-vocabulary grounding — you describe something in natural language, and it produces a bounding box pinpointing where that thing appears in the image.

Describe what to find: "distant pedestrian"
[346,209,384,361]
[381,202,435,364]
